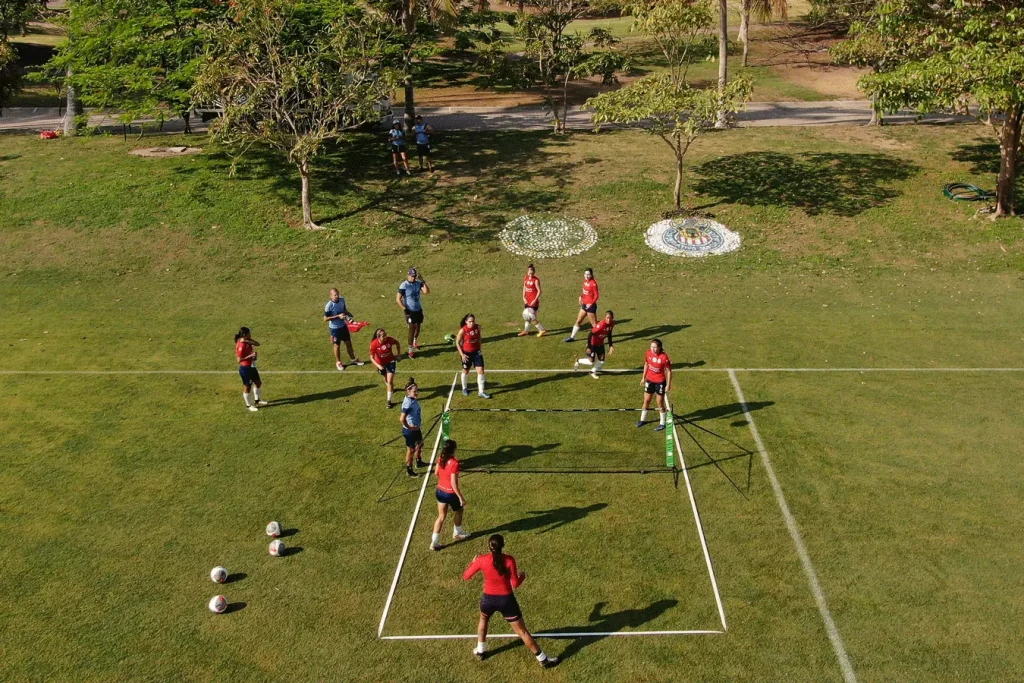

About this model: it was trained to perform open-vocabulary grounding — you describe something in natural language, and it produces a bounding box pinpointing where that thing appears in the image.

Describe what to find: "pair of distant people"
[389,115,434,176]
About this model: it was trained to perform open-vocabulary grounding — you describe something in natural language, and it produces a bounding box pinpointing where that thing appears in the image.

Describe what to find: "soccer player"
[456,313,491,399]
[400,378,428,477]
[389,121,410,176]
[324,287,365,371]
[463,535,558,668]
[638,338,673,431]
[564,268,599,342]
[413,115,434,172]
[518,264,547,337]
[370,327,401,408]
[574,310,615,379]
[234,327,264,412]
[430,439,469,551]
[397,267,430,358]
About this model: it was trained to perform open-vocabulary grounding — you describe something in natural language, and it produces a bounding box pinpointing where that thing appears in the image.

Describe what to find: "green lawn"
[1,124,1024,680]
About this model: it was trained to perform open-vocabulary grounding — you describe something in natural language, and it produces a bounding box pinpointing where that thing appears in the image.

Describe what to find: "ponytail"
[405,377,418,392]
[440,439,457,468]
[488,534,509,577]
[234,326,251,342]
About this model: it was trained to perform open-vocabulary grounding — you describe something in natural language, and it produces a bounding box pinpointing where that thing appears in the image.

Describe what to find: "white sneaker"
[573,360,579,370]
[255,400,267,406]
[336,362,345,372]
[352,359,365,366]
[590,372,600,379]
[248,405,259,412]
[453,531,470,541]
[429,542,441,551]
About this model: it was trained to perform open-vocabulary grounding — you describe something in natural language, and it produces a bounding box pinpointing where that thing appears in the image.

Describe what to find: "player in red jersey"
[234,327,264,412]
[430,440,470,551]
[463,534,558,667]
[456,313,491,399]
[574,310,615,379]
[369,327,402,408]
[638,338,673,431]
[564,268,599,342]
[518,264,548,338]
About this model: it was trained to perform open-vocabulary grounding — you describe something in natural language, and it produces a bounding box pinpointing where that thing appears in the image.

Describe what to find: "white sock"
[413,337,418,346]
[477,374,486,394]
[524,320,531,331]
[243,393,252,407]
[475,641,487,654]
[577,357,592,366]
[387,390,393,402]
[454,525,465,536]
[571,325,580,339]
[593,360,603,373]
[640,409,648,422]
[536,652,548,662]
[431,532,440,545]
[660,411,666,425]
[536,322,546,332]
[461,373,469,391]
[253,386,261,401]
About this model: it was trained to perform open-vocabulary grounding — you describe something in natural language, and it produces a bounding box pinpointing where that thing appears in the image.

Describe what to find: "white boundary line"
[668,397,728,632]
[728,369,857,683]
[2,367,1024,376]
[381,630,725,641]
[377,372,459,638]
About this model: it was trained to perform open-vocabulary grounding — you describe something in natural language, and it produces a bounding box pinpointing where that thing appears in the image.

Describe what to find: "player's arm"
[509,557,525,587]
[664,364,672,393]
[641,361,649,386]
[451,471,465,506]
[400,409,412,430]
[248,339,260,347]
[392,339,402,359]
[396,288,407,310]
[420,279,430,295]
[522,282,528,305]
[534,279,542,303]
[455,328,467,361]
[606,327,614,353]
[462,557,481,581]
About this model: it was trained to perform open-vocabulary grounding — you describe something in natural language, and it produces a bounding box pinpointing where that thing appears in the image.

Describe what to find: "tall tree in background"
[194,0,397,229]
[0,0,41,111]
[858,0,1023,216]
[714,0,728,128]
[589,0,751,207]
[737,0,787,67]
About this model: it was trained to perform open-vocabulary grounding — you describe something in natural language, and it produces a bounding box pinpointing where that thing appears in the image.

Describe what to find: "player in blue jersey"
[400,378,428,477]
[324,287,365,371]
[397,267,430,358]
[389,120,411,176]
[413,115,434,172]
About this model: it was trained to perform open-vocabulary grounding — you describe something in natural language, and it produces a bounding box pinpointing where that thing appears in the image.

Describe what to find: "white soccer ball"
[522,307,537,322]
[269,539,285,557]
[209,595,227,613]
[210,566,228,584]
[266,521,281,537]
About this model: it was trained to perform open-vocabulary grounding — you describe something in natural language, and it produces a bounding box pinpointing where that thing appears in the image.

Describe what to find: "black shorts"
[436,489,463,511]
[525,302,540,313]
[586,343,606,360]
[644,380,666,396]
[417,143,431,156]
[378,361,397,377]
[480,593,522,622]
[330,326,351,344]
[391,143,406,155]
[581,303,598,314]
[238,365,261,387]
[461,349,484,370]
[405,309,424,325]
[403,429,423,448]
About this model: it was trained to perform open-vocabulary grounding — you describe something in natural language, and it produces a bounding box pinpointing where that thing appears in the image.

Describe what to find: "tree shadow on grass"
[689,151,919,217]
[460,443,560,470]
[951,140,1002,176]
[470,502,607,539]
[270,384,374,407]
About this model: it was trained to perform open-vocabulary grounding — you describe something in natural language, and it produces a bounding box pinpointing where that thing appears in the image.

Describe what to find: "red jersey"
[436,456,460,493]
[460,324,481,352]
[581,278,599,306]
[463,553,522,596]
[589,319,614,346]
[645,350,671,383]
[370,336,399,365]
[524,275,540,307]
[235,340,254,367]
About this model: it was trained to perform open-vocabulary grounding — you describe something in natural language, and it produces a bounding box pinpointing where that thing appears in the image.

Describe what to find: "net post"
[665,410,675,468]
[440,410,451,443]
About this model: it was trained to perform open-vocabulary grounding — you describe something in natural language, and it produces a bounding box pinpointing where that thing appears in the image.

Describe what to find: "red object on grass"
[347,320,370,333]
[40,130,60,139]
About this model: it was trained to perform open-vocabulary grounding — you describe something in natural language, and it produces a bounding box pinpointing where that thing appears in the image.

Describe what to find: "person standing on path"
[518,264,547,337]
[397,267,430,358]
[564,268,599,343]
[324,288,365,371]
[413,115,434,172]
[400,378,428,477]
[463,534,558,667]
[389,121,411,176]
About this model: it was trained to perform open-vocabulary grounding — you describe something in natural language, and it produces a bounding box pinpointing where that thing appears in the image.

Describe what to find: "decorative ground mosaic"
[644,217,741,257]
[499,215,598,258]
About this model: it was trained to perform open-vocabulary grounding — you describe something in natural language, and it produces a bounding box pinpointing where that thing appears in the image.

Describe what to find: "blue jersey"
[324,298,348,329]
[414,123,430,145]
[401,397,421,430]
[389,128,405,145]
[398,280,424,312]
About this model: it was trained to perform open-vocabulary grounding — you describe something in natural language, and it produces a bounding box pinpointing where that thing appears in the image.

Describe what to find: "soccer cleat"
[540,656,559,669]
[654,424,666,432]
[248,405,259,412]
[396,169,402,176]
[416,459,428,469]
[563,336,575,343]
[453,531,470,541]
[429,542,442,551]
[352,359,365,366]
[573,361,580,371]
[462,388,470,397]
[517,331,530,337]
[537,330,548,337]
[408,350,415,359]
[387,401,395,410]
[478,392,492,399]
[336,361,345,372]
[635,420,645,428]
[474,650,487,661]
[590,372,600,379]
[255,400,267,406]
[407,467,418,477]
[412,341,421,350]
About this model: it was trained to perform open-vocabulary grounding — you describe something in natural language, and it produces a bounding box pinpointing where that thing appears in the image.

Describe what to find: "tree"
[857,0,1024,216]
[714,0,728,128]
[737,0,787,67]
[0,0,41,111]
[193,0,398,229]
[41,0,229,132]
[588,0,752,208]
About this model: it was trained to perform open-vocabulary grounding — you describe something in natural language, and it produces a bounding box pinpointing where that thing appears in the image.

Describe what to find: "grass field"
[1,122,1024,681]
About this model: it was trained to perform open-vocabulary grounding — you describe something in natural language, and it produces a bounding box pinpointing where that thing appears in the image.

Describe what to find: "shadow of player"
[471,503,607,539]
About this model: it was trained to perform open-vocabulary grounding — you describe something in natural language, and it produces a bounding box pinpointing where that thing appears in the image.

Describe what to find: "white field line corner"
[377,372,459,638]
[728,369,857,683]
[668,396,728,632]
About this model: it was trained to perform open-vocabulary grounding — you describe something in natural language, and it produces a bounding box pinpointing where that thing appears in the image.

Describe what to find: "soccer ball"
[209,595,228,613]
[210,566,228,584]
[269,539,285,557]
[266,521,281,537]
[522,307,537,322]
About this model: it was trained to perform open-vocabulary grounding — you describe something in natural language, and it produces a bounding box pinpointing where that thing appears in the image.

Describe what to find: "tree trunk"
[739,0,750,68]
[402,0,416,132]
[994,105,1021,217]
[182,111,192,135]
[868,96,881,126]
[674,149,683,209]
[715,0,729,129]
[299,160,321,229]
[63,68,76,137]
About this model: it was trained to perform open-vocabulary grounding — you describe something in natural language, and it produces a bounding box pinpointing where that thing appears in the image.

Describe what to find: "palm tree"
[738,0,787,67]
